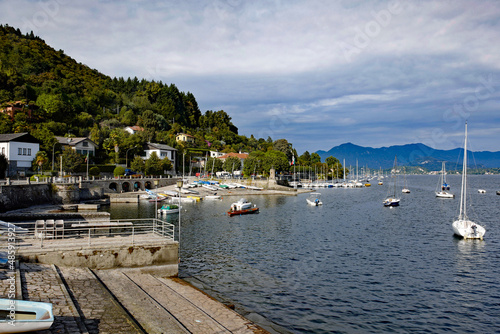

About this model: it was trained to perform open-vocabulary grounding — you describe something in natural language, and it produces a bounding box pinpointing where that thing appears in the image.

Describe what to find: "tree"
[89,166,100,177]
[114,166,125,177]
[102,128,127,164]
[223,156,241,173]
[261,150,289,176]
[145,152,162,175]
[131,156,145,174]
[60,149,84,174]
[299,151,311,166]
[33,151,48,174]
[206,157,223,174]
[161,157,173,172]
[311,152,321,164]
[273,139,292,160]
[325,156,339,168]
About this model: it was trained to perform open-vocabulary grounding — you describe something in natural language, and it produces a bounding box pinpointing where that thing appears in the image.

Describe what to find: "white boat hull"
[0,299,54,333]
[204,195,221,200]
[452,219,485,239]
[306,198,323,206]
[436,191,454,198]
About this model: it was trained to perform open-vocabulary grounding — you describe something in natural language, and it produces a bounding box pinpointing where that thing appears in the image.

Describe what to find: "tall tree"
[145,151,162,175]
[223,156,241,173]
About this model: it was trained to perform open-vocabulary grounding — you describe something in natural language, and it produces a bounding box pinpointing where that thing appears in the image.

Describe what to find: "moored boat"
[435,162,454,198]
[383,156,401,207]
[157,204,180,214]
[452,123,486,240]
[227,198,259,216]
[0,299,54,333]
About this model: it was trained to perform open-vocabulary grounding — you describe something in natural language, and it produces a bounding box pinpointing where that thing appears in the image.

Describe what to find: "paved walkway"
[1,263,268,334]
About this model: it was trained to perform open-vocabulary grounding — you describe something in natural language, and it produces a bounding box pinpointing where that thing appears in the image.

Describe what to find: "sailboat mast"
[462,123,468,219]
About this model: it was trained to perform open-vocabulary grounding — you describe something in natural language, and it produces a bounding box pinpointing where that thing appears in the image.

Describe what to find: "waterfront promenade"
[1,262,268,333]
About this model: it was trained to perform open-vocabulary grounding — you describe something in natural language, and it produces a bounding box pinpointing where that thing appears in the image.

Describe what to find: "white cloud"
[2,0,500,153]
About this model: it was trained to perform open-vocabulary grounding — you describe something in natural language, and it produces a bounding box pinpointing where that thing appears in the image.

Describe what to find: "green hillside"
[0,25,263,164]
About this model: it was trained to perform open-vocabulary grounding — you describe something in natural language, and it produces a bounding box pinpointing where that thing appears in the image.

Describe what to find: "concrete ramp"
[95,270,265,333]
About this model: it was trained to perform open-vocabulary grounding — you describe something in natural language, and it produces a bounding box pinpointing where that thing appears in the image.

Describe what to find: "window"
[23,148,27,155]
[1,147,4,155]
[28,148,31,156]
[82,141,89,147]
[18,148,22,155]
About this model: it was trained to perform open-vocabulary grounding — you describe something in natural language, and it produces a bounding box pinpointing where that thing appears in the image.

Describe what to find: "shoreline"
[0,184,307,333]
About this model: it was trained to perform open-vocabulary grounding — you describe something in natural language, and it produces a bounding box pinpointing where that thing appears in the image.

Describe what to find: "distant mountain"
[316,143,500,170]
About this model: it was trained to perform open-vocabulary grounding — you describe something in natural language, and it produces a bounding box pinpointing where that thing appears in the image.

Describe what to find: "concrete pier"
[0,263,268,333]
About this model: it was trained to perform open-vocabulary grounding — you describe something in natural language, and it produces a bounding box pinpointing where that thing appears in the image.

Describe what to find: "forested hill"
[0,24,244,160]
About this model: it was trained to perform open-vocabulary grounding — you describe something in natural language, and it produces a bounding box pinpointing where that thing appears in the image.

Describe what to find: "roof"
[126,125,144,132]
[218,152,249,159]
[146,143,177,151]
[176,133,195,138]
[0,133,39,143]
[55,136,97,147]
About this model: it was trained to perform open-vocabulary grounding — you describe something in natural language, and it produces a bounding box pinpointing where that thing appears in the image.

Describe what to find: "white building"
[124,126,144,135]
[55,137,97,158]
[144,143,177,173]
[0,133,40,177]
[210,151,225,158]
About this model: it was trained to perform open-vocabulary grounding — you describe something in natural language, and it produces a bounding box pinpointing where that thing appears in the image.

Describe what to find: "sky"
[2,0,500,154]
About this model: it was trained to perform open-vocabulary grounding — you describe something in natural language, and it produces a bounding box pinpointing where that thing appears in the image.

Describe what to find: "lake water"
[106,175,500,334]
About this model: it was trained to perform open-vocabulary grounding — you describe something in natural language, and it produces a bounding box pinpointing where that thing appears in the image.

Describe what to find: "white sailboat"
[435,162,454,198]
[383,156,400,207]
[452,123,486,240]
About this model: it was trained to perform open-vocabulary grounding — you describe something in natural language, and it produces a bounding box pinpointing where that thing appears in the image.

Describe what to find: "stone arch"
[109,182,118,192]
[122,182,131,192]
[133,181,142,191]
[145,181,153,189]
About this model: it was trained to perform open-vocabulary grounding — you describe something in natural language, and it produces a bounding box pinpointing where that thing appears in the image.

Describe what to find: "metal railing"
[0,219,175,250]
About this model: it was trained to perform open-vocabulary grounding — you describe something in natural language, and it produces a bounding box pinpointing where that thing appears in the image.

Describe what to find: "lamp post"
[126,147,135,168]
[176,179,183,262]
[51,141,57,171]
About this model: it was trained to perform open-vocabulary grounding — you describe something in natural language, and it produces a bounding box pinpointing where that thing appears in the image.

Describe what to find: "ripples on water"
[107,175,500,333]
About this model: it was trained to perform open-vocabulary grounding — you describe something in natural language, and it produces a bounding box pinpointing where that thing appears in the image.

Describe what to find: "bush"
[113,166,125,177]
[89,166,100,176]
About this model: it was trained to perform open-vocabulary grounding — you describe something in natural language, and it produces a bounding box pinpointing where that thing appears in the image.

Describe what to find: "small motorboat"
[149,196,166,203]
[306,193,323,206]
[158,204,180,214]
[227,198,259,216]
[436,191,454,198]
[402,188,410,193]
[478,189,486,194]
[0,299,54,333]
[205,195,222,200]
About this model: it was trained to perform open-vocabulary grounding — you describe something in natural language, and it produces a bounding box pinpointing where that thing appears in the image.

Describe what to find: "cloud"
[2,0,500,154]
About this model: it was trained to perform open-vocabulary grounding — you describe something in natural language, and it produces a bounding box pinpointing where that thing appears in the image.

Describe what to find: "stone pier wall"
[18,242,179,276]
[0,184,52,212]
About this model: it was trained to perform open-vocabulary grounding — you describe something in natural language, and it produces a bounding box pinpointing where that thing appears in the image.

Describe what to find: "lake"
[106,175,500,334]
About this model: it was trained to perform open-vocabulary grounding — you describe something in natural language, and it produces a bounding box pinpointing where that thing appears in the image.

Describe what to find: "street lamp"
[51,141,58,171]
[125,147,135,168]
[176,179,183,262]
